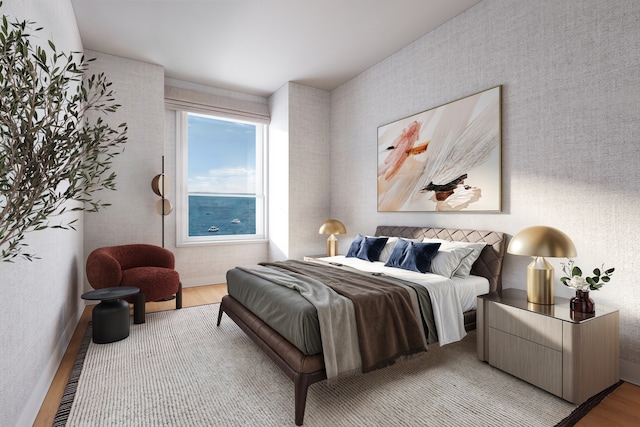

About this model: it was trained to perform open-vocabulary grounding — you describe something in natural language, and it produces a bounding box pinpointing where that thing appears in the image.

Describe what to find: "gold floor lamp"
[151,156,173,248]
[507,225,577,305]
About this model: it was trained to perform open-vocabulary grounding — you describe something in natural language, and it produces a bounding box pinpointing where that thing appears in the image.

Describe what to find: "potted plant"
[560,259,614,313]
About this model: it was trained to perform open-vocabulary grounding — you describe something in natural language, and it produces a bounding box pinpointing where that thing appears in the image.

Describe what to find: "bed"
[216,225,506,425]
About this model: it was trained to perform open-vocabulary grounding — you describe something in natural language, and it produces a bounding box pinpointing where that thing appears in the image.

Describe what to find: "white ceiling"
[71,0,480,97]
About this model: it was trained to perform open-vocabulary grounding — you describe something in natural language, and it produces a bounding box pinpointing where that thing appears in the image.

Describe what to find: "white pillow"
[422,237,487,277]
[446,241,487,277]
[428,245,474,278]
[422,238,486,277]
[378,237,398,263]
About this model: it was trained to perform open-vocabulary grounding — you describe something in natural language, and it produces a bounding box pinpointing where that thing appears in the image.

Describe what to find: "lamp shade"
[151,173,169,197]
[318,219,347,235]
[507,226,577,258]
[155,198,174,216]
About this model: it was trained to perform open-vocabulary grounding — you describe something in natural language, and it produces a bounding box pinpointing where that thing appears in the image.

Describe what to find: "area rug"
[54,304,616,426]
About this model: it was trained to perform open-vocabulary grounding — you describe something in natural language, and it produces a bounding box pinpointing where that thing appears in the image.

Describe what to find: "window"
[177,111,267,245]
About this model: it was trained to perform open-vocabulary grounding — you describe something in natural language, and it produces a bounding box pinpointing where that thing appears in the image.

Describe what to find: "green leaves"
[560,259,614,291]
[0,5,127,262]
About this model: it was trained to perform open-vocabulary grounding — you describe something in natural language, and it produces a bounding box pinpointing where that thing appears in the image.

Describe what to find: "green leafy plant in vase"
[560,259,614,313]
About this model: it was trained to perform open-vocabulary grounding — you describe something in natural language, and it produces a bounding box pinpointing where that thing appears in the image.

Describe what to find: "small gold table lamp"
[318,219,347,257]
[507,225,577,305]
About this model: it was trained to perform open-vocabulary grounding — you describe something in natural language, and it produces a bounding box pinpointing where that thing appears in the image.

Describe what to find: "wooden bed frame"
[217,226,506,425]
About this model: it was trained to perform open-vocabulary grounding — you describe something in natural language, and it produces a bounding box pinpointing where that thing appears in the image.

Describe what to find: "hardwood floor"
[575,382,640,427]
[33,283,640,426]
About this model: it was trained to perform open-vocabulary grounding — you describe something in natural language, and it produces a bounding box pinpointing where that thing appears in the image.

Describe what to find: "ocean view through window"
[177,111,266,244]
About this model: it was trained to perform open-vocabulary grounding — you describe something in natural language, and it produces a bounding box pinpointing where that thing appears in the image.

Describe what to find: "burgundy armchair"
[86,244,182,323]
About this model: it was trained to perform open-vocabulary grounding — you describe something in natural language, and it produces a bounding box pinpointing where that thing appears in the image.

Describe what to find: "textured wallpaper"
[287,83,332,259]
[0,1,86,425]
[82,50,166,255]
[330,0,640,379]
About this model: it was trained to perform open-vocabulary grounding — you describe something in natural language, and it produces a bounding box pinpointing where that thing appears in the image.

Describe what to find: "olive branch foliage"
[0,2,127,262]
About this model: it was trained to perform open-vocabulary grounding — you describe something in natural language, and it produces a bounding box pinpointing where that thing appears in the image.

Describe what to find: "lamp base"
[326,234,338,257]
[526,257,554,305]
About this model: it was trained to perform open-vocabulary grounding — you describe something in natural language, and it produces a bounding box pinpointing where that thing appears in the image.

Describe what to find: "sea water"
[189,195,256,236]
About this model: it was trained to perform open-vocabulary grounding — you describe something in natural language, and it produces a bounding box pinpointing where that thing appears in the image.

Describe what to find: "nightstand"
[477,288,619,404]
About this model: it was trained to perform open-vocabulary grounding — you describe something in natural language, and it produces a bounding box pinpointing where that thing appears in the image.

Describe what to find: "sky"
[187,113,257,195]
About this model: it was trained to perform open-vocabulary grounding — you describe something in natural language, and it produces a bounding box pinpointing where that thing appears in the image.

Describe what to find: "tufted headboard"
[374,225,506,293]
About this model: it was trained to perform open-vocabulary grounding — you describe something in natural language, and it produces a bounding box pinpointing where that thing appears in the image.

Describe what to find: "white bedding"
[450,275,490,312]
[313,255,489,346]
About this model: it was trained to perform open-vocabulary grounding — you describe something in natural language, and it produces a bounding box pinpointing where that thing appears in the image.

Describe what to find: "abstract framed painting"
[377,86,502,212]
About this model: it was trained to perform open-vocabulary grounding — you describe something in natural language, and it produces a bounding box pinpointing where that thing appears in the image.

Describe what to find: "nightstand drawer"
[488,327,563,397]
[488,301,562,351]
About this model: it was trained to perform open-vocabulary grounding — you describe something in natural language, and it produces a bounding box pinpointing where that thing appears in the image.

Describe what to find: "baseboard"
[181,275,227,288]
[15,299,84,427]
[620,359,640,386]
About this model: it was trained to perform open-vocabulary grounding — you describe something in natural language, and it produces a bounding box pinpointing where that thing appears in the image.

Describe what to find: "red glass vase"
[570,290,595,313]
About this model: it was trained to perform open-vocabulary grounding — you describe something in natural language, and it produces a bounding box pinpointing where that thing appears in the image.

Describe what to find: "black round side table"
[81,286,140,344]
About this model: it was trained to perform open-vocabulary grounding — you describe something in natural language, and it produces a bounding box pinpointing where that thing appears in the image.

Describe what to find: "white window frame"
[176,110,268,246]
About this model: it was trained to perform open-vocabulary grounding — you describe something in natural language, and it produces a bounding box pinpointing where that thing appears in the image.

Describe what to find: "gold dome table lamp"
[507,226,577,305]
[318,219,347,257]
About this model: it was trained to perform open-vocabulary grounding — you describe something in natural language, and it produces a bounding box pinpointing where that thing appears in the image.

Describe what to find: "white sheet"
[451,275,490,312]
[313,256,489,346]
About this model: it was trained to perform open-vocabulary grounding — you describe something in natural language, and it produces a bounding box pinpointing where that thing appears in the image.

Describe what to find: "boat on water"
[231,218,241,224]
[208,226,219,232]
